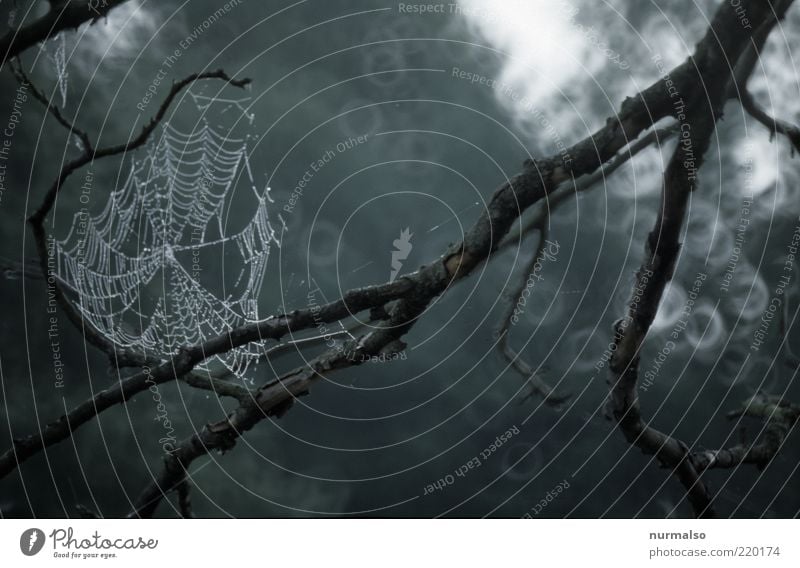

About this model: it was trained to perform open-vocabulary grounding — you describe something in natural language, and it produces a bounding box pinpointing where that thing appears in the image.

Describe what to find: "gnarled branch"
[740,90,800,154]
[605,0,793,519]
[2,0,794,521]
[691,393,800,471]
[0,0,132,68]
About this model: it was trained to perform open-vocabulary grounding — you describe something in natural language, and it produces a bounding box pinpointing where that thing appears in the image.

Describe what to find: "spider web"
[53,120,280,380]
[43,33,68,107]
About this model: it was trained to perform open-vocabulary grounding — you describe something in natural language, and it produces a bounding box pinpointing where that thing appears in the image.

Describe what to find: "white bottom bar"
[1,519,797,566]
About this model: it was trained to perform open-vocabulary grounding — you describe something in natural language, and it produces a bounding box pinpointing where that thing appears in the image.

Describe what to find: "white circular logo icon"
[20,528,45,556]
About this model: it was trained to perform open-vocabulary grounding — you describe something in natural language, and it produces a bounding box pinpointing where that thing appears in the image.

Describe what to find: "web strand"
[55,121,278,381]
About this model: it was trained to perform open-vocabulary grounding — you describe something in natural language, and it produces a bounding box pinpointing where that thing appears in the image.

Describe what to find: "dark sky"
[0,0,799,518]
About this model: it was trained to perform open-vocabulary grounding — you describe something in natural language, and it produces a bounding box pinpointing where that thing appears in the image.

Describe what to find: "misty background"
[0,0,799,518]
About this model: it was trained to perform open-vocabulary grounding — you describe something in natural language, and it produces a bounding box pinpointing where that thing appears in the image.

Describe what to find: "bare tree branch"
[3,0,793,521]
[128,1,790,517]
[180,372,253,403]
[725,0,800,152]
[0,283,405,479]
[605,0,792,519]
[726,0,794,99]
[691,393,800,471]
[28,69,252,226]
[22,69,250,370]
[0,0,131,68]
[498,126,679,253]
[178,325,364,401]
[495,217,569,406]
[129,298,426,518]
[492,125,680,407]
[0,352,189,478]
[607,110,720,518]
[740,90,800,154]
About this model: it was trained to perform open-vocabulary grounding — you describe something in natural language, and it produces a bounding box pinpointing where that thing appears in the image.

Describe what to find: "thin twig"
[28,69,251,225]
[495,217,569,406]
[2,1,788,520]
[0,289,400,478]
[10,57,93,153]
[180,324,365,399]
[605,0,798,519]
[691,393,800,471]
[180,372,254,402]
[0,0,131,68]
[129,298,426,518]
[498,126,678,253]
[740,90,800,154]
[493,125,679,406]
